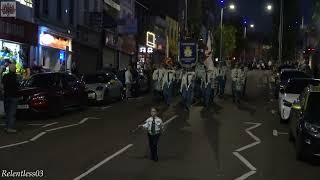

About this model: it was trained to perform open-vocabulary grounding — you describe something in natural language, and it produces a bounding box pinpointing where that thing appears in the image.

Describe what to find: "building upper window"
[16,0,33,8]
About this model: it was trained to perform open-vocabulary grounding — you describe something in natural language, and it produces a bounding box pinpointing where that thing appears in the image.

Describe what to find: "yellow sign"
[184,46,193,57]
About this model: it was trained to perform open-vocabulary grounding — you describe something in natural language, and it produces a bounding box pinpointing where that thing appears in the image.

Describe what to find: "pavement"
[0,70,319,180]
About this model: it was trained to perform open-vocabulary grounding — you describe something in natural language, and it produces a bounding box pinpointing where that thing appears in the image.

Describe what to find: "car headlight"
[305,122,319,135]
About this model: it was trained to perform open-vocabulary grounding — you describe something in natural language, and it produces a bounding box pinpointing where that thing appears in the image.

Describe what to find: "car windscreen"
[305,92,320,123]
[83,73,115,84]
[24,74,58,88]
[286,80,320,94]
[280,71,309,82]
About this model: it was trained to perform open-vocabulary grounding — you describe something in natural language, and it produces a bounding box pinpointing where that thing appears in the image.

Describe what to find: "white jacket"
[180,72,195,92]
[142,116,164,135]
[162,69,176,89]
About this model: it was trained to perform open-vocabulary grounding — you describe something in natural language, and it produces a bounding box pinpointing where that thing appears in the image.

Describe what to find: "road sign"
[179,41,198,68]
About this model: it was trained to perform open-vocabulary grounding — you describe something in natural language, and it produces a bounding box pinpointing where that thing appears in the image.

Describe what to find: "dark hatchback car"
[289,85,320,160]
[275,70,310,98]
[17,72,88,116]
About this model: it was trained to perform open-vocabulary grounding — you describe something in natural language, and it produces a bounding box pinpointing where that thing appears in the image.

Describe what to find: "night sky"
[236,0,313,33]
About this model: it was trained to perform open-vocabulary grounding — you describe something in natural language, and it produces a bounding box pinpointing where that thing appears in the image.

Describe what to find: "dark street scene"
[1,0,320,179]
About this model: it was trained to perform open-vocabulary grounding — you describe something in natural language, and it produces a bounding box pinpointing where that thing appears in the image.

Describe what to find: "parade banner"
[179,41,198,68]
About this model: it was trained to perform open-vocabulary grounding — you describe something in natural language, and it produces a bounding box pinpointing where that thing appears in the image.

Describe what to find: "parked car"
[288,85,320,161]
[278,78,320,122]
[275,69,310,98]
[82,72,124,103]
[17,72,88,116]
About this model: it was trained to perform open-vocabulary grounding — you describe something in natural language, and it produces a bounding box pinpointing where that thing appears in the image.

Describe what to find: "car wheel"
[296,136,306,161]
[49,98,63,117]
[79,96,88,111]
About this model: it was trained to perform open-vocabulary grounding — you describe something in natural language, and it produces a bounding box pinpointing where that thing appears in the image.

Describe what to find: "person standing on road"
[162,65,176,106]
[2,64,19,133]
[217,62,227,97]
[139,107,164,162]
[152,65,163,101]
[231,64,240,103]
[201,68,215,108]
[241,65,248,97]
[125,65,133,100]
[180,69,195,111]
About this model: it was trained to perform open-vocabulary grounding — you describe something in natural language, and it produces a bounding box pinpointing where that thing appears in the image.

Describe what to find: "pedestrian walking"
[231,64,241,103]
[241,66,248,96]
[3,64,19,133]
[152,65,164,101]
[201,68,215,108]
[125,65,133,99]
[180,70,195,111]
[217,62,227,96]
[139,107,164,162]
[162,66,175,106]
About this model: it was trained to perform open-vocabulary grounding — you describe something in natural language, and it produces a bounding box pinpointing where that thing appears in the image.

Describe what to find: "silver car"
[83,72,124,103]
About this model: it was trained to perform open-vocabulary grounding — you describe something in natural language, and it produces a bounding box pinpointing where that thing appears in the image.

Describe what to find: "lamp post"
[219,3,236,62]
[243,21,255,62]
[266,2,283,64]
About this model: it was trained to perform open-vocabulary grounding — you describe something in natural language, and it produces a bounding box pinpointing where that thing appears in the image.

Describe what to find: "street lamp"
[266,4,272,11]
[219,3,236,62]
[265,2,283,64]
[243,22,255,61]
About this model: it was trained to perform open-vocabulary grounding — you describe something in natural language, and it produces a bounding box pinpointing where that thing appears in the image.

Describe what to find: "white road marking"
[73,144,134,180]
[101,106,112,110]
[233,122,262,180]
[0,141,29,150]
[273,129,288,137]
[30,132,47,142]
[78,118,89,124]
[0,117,100,150]
[233,152,256,171]
[163,115,179,126]
[45,124,79,132]
[42,122,58,128]
[235,170,256,180]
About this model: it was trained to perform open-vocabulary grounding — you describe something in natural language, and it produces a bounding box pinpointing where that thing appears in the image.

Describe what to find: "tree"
[214,25,237,58]
[187,0,202,39]
[312,0,320,23]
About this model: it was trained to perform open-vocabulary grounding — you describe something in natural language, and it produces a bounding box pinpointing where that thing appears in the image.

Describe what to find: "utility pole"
[219,7,224,61]
[278,0,283,64]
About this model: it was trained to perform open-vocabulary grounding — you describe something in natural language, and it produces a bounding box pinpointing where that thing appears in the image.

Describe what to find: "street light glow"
[229,4,235,10]
[266,4,272,11]
[250,24,255,28]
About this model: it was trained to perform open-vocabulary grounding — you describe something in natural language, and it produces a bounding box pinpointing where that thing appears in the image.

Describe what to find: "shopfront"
[0,18,38,73]
[38,26,72,72]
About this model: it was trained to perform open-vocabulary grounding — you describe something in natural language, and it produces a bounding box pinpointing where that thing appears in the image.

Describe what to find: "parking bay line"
[0,141,30,150]
[273,129,288,136]
[42,122,58,128]
[73,144,134,180]
[30,132,47,142]
[45,124,79,132]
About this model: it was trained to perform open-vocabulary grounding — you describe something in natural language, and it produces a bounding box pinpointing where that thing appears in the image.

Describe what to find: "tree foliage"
[214,25,237,58]
[187,0,202,39]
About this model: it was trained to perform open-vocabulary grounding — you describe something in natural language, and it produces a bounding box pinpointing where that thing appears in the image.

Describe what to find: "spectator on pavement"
[2,64,19,133]
[125,65,133,99]
[139,107,164,162]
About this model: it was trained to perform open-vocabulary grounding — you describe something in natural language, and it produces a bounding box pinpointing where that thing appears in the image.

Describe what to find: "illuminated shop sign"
[39,33,72,51]
[139,47,153,54]
[16,0,32,8]
[146,31,156,48]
